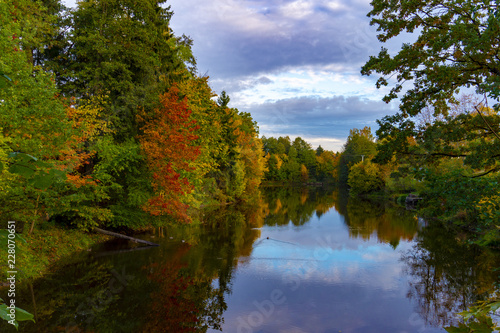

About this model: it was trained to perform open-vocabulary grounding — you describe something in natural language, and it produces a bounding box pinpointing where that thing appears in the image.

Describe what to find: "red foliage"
[138,86,201,222]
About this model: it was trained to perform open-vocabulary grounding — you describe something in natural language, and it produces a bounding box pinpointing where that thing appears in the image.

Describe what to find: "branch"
[93,227,159,247]
[467,167,500,178]
[474,105,500,141]
[402,151,468,158]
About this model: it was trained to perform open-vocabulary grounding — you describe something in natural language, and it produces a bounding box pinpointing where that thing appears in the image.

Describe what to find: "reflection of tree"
[142,244,225,332]
[402,224,500,327]
[141,202,265,332]
[262,186,337,226]
[345,197,418,247]
[0,251,150,333]
[0,197,266,332]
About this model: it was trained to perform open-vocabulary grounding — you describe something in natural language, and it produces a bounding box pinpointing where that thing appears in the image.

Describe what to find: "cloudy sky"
[166,0,405,151]
[64,0,404,151]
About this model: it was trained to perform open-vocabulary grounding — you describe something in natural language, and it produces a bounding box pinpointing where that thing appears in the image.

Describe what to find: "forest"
[1,0,499,331]
[0,0,267,233]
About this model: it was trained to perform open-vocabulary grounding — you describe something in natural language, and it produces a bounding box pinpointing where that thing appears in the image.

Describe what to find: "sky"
[63,0,404,152]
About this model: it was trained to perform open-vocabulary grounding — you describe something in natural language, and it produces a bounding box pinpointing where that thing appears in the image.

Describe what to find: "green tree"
[67,0,195,139]
[347,161,384,195]
[362,0,500,114]
[316,145,324,156]
[293,137,317,179]
[361,0,500,173]
[282,147,301,181]
[338,127,377,184]
[0,0,85,233]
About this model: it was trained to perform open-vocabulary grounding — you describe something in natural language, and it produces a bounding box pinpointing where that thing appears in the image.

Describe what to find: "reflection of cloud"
[217,200,427,333]
[250,239,410,292]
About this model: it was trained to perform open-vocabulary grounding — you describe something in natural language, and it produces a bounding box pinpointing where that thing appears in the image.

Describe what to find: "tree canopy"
[0,0,267,232]
[362,0,500,176]
[362,0,500,115]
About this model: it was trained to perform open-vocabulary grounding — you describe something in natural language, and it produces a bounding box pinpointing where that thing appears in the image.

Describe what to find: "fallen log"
[93,227,159,247]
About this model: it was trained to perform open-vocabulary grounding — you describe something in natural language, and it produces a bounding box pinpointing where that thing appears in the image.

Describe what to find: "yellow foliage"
[275,154,283,169]
[476,195,500,223]
[300,164,309,182]
[68,95,113,142]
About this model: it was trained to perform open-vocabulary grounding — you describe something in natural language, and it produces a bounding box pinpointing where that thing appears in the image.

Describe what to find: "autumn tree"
[300,164,309,182]
[316,150,339,181]
[138,86,200,222]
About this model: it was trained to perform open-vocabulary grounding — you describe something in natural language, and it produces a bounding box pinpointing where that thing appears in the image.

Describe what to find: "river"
[3,186,499,332]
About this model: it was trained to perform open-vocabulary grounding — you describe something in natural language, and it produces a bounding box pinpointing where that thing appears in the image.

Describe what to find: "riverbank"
[0,225,111,283]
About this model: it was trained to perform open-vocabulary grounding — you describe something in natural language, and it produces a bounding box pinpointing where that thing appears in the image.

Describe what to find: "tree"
[300,164,309,182]
[292,137,317,179]
[217,90,230,108]
[362,0,500,115]
[138,86,200,222]
[316,150,339,181]
[347,161,384,194]
[338,127,377,184]
[361,0,500,173]
[0,0,86,233]
[316,145,324,156]
[68,0,195,139]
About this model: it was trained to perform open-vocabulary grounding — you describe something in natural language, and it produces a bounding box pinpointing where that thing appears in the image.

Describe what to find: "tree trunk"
[93,227,159,247]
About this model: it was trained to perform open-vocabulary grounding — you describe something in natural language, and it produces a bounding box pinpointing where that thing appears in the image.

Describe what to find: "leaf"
[0,302,35,330]
[14,306,35,323]
[0,72,12,89]
[8,152,38,163]
[0,303,18,330]
[444,326,469,333]
[0,230,26,249]
[7,153,38,177]
[8,163,36,177]
[29,174,54,190]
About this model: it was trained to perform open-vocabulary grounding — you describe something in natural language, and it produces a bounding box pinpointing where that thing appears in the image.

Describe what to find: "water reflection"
[345,196,418,248]
[401,223,500,327]
[1,187,498,332]
[263,186,419,248]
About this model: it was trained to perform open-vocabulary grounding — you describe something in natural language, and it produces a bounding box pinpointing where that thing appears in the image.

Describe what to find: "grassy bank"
[0,224,111,283]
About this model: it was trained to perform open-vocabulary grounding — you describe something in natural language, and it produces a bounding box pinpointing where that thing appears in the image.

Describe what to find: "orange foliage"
[138,86,200,222]
[60,99,99,188]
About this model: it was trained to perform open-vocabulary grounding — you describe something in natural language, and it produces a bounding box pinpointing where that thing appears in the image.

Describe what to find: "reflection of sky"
[209,209,445,333]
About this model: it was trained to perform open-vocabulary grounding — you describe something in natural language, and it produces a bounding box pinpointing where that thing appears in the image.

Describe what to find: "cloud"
[60,0,397,150]
[169,0,381,79]
[243,94,396,149]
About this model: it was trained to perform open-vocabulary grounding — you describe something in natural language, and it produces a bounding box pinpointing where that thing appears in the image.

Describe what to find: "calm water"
[3,187,499,332]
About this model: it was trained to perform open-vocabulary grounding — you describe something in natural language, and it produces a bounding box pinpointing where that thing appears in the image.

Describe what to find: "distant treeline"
[261,136,339,183]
